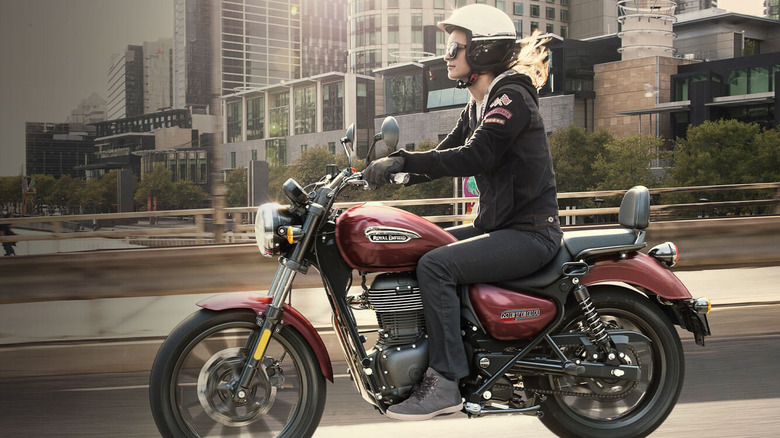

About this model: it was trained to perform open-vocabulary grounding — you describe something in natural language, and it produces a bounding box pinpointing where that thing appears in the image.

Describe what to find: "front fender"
[197,292,334,382]
[583,252,692,299]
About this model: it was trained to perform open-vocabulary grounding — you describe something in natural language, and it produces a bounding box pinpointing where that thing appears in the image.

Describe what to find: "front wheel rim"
[170,321,308,436]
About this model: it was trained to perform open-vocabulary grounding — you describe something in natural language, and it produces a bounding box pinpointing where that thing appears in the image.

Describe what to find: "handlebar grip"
[389,172,410,185]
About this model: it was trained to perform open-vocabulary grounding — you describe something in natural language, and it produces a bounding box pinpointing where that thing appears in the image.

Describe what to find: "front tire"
[530,287,684,438]
[149,309,326,437]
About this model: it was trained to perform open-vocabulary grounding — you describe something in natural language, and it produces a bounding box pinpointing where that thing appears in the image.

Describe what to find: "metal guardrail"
[1,182,778,248]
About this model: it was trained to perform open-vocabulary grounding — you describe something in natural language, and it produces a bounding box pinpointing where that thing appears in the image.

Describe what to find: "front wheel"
[149,309,326,437]
[528,286,684,438]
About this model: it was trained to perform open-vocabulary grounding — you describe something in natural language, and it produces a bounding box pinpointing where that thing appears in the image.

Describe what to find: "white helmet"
[438,4,517,79]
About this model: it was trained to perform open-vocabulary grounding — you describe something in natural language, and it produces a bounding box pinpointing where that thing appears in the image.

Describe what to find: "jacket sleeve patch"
[483,117,506,125]
[489,93,513,108]
[484,107,513,120]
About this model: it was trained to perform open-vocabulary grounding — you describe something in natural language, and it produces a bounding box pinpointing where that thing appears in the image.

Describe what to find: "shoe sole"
[385,403,463,421]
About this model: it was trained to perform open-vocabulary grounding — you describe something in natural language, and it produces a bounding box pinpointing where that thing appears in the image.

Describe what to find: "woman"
[363,4,562,421]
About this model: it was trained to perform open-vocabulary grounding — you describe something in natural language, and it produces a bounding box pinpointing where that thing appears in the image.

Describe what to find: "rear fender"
[197,292,334,382]
[583,252,692,299]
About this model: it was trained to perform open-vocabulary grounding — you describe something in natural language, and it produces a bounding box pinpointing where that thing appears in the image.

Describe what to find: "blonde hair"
[509,30,551,90]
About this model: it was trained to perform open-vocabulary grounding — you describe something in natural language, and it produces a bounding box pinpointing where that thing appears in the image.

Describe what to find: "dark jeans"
[418,223,562,381]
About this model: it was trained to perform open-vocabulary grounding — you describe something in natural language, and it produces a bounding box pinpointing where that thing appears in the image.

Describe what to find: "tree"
[225,167,248,207]
[172,180,210,209]
[667,119,776,186]
[134,165,175,210]
[592,135,662,192]
[549,125,612,193]
[0,176,23,211]
[50,175,83,214]
[80,171,119,213]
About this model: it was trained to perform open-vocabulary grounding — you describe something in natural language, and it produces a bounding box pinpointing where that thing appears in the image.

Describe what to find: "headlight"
[255,203,295,257]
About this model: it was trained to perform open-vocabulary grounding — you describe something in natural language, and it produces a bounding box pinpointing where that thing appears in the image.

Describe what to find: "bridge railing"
[1,182,778,249]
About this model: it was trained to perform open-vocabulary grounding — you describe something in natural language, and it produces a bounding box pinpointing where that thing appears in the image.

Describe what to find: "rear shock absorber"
[572,285,611,352]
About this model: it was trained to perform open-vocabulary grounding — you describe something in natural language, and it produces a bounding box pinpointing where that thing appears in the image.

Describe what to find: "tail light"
[649,241,679,267]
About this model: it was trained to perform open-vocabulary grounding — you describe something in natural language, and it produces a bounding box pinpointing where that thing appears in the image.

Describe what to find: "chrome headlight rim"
[254,203,293,257]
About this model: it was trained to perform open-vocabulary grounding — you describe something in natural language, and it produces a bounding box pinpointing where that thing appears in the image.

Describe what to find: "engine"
[367,273,429,402]
[369,273,426,346]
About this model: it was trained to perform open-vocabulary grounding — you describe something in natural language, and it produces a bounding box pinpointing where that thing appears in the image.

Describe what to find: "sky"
[0,0,769,177]
[0,0,173,176]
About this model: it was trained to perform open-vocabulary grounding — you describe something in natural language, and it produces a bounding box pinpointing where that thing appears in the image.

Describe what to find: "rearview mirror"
[366,116,400,163]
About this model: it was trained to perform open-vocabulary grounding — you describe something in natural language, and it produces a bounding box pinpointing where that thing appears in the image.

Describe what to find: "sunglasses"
[446,42,467,59]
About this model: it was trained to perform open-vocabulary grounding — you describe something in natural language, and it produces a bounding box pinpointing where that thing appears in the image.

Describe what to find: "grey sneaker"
[385,367,463,421]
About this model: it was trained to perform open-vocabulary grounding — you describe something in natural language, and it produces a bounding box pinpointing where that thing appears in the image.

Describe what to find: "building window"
[386,73,424,114]
[230,151,236,169]
[323,81,344,131]
[496,0,506,11]
[514,19,523,36]
[727,69,748,96]
[560,25,568,38]
[749,66,771,93]
[514,2,524,15]
[269,92,289,137]
[251,149,257,161]
[247,96,264,140]
[226,100,242,143]
[560,0,569,5]
[411,0,422,8]
[294,85,316,135]
[434,0,445,8]
[388,0,398,8]
[388,13,399,44]
[531,21,539,32]
[546,7,555,20]
[265,138,286,166]
[412,13,423,45]
[561,9,568,22]
[301,144,308,154]
[198,151,207,183]
[546,23,554,33]
[546,0,555,3]
[328,141,336,154]
[530,4,540,17]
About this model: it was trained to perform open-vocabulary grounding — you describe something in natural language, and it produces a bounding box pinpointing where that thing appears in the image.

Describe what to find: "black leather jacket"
[395,71,560,232]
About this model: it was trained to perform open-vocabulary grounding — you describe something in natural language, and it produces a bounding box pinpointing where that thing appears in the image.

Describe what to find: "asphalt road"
[0,305,778,437]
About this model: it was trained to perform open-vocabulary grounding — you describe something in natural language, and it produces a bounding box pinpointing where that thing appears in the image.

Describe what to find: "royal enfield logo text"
[364,226,421,244]
[500,308,541,322]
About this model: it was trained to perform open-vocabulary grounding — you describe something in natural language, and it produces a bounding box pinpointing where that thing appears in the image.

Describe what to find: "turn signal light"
[649,241,679,267]
[693,297,711,314]
[285,226,303,244]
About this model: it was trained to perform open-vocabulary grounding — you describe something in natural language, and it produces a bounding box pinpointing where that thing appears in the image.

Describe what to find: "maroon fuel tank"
[335,203,457,272]
[469,283,558,341]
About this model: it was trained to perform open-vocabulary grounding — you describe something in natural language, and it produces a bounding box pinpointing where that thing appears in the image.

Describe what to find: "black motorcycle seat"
[564,228,640,259]
[493,227,642,291]
[494,240,571,290]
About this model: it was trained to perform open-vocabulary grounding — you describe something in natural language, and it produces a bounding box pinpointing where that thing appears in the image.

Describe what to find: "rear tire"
[149,309,326,437]
[529,286,684,438]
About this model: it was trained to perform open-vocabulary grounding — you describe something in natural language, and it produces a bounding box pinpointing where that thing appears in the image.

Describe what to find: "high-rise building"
[143,38,174,114]
[347,0,571,74]
[173,0,348,112]
[675,0,718,14]
[766,0,780,19]
[107,46,144,120]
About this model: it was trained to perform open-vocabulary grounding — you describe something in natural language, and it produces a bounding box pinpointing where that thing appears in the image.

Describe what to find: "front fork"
[232,263,298,402]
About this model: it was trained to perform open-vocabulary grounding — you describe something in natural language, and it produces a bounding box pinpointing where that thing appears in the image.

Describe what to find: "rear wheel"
[149,309,326,437]
[528,287,684,438]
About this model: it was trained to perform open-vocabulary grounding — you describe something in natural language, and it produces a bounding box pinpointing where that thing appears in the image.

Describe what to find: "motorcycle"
[149,117,711,437]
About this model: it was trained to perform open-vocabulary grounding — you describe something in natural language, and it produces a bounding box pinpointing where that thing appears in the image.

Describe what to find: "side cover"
[197,292,334,382]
